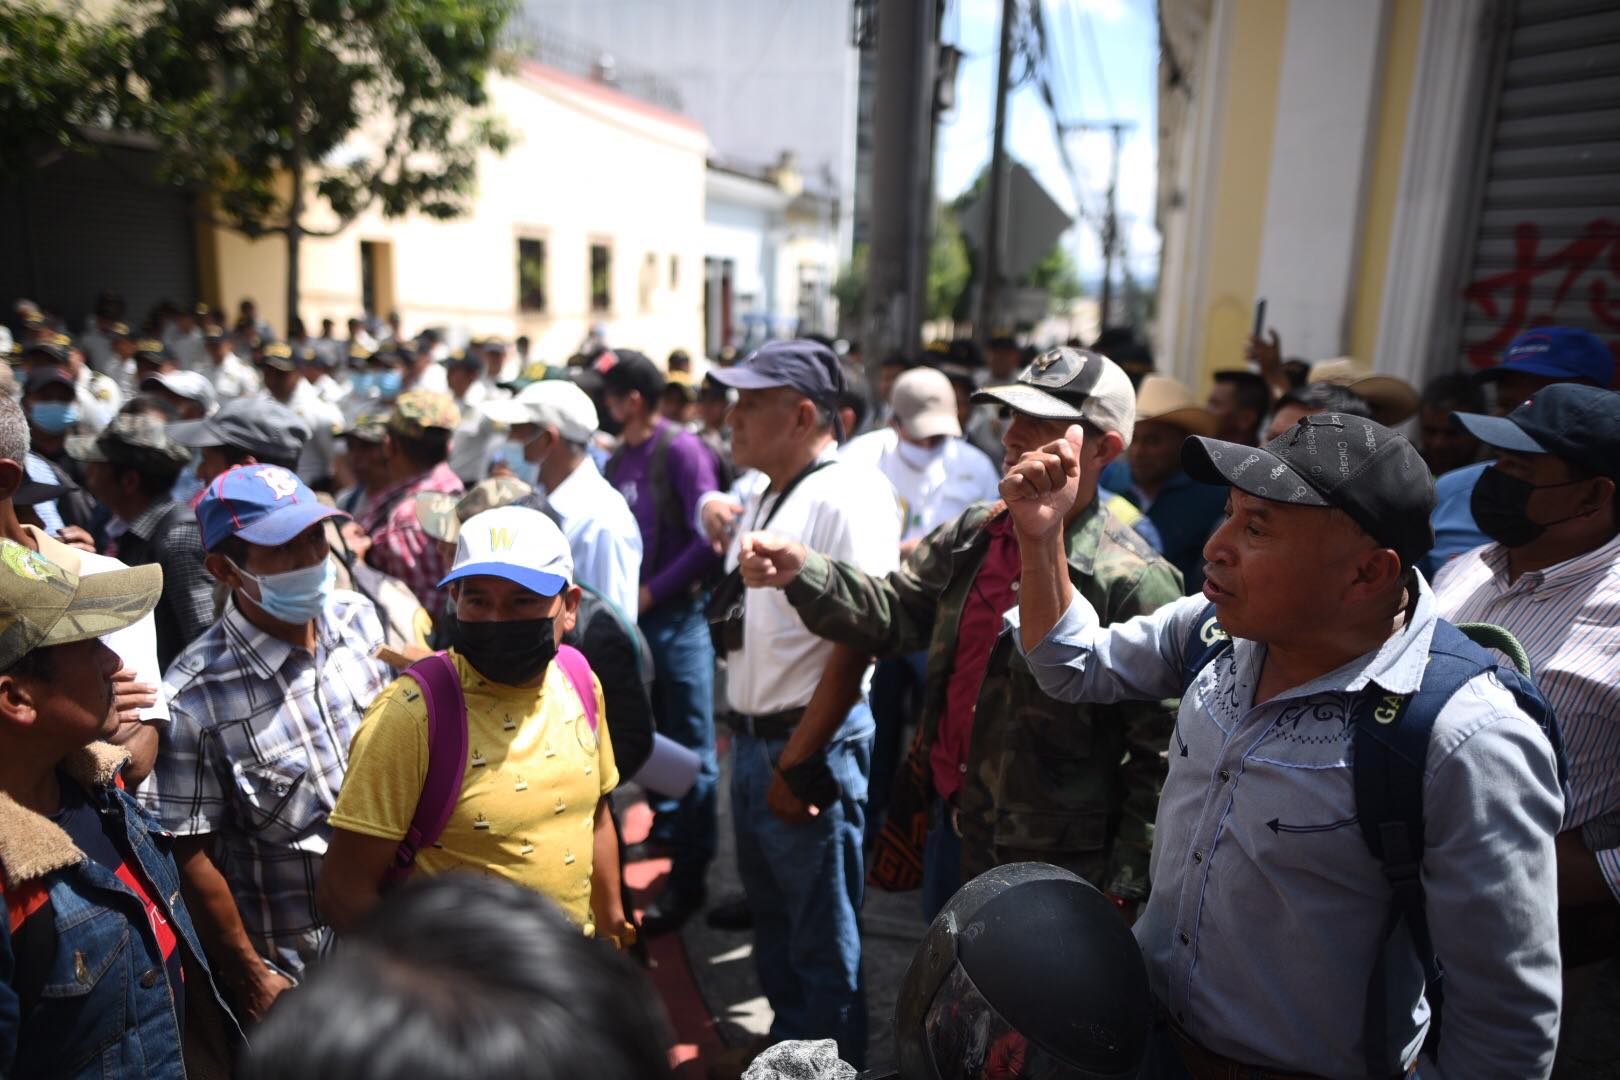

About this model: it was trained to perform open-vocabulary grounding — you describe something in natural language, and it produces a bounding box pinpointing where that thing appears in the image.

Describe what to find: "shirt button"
[140,969,160,989]
[1217,769,1232,783]
[1178,931,1190,946]
[1192,850,1203,863]
[1010,581,1020,592]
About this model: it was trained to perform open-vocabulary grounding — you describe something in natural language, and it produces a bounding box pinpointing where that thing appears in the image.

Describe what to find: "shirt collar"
[221,592,339,679]
[548,455,603,509]
[985,496,1105,575]
[1329,572,1440,696]
[1482,530,1620,593]
[125,498,179,541]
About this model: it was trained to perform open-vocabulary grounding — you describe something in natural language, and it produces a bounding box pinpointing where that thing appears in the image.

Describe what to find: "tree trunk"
[283,0,306,338]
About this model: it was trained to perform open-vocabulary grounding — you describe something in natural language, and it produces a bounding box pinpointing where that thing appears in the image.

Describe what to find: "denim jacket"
[1,743,242,1079]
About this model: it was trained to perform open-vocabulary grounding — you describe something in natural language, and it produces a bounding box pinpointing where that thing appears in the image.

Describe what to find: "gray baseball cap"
[168,396,312,460]
[971,347,1138,448]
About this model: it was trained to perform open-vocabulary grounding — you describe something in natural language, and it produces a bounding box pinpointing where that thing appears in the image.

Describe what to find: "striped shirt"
[139,589,394,975]
[1433,532,1620,900]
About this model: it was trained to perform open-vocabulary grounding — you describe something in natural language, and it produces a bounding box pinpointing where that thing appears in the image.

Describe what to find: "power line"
[1080,7,1115,117]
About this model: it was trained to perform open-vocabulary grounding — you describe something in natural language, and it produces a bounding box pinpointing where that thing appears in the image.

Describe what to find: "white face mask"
[895,437,945,471]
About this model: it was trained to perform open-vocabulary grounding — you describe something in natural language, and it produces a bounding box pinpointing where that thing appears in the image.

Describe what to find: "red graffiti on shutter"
[1461,218,1620,370]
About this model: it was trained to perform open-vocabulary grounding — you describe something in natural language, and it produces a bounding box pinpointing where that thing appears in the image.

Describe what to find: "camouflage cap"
[414,476,534,543]
[0,538,162,672]
[66,414,192,470]
[388,390,460,437]
[339,409,391,444]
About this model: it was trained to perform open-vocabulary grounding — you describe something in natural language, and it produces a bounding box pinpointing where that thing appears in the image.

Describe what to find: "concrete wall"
[205,63,709,364]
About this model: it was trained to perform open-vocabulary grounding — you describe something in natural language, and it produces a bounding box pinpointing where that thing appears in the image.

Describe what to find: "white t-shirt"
[724,446,901,715]
[840,427,1002,542]
[27,526,169,725]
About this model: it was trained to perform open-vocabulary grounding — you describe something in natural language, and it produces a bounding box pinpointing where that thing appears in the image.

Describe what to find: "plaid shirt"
[116,497,217,670]
[140,589,393,976]
[360,461,463,611]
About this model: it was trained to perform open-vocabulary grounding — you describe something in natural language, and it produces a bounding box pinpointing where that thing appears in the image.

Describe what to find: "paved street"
[619,731,929,1078]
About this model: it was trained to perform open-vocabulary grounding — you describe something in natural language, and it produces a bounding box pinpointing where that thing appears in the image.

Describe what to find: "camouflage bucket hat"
[388,390,461,438]
[415,476,534,543]
[66,414,192,470]
[0,539,162,671]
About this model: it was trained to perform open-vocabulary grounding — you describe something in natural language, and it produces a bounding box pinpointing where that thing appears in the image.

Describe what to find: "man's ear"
[1581,476,1615,521]
[203,552,244,590]
[559,584,582,635]
[0,458,24,503]
[1090,429,1127,469]
[1348,546,1406,604]
[0,671,40,733]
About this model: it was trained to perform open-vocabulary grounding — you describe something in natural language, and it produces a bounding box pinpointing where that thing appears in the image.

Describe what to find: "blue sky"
[935,0,1159,285]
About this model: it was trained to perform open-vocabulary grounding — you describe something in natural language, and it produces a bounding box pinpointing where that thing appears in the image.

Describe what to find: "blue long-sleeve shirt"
[1009,576,1564,1079]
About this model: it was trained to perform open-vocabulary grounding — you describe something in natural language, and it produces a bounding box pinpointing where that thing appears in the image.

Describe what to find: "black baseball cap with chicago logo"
[1182,412,1436,568]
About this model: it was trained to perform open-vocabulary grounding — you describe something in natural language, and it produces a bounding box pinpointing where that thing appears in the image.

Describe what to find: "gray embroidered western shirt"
[1009,575,1563,1079]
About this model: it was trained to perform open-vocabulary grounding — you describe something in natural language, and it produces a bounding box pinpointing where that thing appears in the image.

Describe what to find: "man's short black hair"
[1274,382,1375,421]
[1420,372,1486,415]
[1213,370,1273,417]
[391,430,451,471]
[242,875,674,1080]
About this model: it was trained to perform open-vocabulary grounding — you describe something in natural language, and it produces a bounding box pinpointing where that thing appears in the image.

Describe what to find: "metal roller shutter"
[1449,0,1620,374]
[0,144,196,333]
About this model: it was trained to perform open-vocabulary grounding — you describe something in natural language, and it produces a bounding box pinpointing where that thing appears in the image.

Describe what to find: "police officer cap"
[894,863,1151,1080]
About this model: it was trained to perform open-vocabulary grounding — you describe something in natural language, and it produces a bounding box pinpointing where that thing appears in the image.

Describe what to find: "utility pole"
[863,0,938,391]
[1067,119,1133,331]
[976,0,1017,340]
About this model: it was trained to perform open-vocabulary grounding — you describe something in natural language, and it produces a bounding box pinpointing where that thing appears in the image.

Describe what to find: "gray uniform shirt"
[1009,576,1563,1079]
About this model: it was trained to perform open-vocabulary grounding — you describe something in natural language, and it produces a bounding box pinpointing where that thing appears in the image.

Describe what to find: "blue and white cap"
[438,505,573,598]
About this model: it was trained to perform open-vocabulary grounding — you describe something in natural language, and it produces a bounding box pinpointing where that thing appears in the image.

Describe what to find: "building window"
[359,240,394,319]
[590,242,613,313]
[669,254,680,290]
[640,252,658,312]
[517,237,547,313]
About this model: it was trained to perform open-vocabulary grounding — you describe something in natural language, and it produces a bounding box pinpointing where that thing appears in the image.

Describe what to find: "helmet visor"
[924,964,1097,1079]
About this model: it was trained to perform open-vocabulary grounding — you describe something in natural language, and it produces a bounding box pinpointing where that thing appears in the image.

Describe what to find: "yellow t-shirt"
[330,649,618,928]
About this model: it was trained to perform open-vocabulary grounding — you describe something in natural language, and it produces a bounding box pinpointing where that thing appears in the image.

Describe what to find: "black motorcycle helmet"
[893,863,1150,1080]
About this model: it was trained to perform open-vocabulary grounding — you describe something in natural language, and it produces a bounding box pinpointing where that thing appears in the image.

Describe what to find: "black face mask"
[1470,465,1590,549]
[450,615,557,686]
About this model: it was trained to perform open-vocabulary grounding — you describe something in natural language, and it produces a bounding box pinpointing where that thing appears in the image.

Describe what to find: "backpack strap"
[1178,602,1232,696]
[387,652,468,882]
[1351,618,1566,1073]
[647,423,689,549]
[554,643,598,734]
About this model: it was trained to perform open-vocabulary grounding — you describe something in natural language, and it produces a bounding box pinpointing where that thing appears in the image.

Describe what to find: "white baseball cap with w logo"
[438,505,573,597]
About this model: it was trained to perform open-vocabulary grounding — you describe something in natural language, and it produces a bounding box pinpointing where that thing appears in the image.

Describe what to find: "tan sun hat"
[1134,375,1218,438]
[1307,358,1420,426]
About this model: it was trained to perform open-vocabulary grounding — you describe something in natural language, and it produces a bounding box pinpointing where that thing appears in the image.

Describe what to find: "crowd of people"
[0,287,1615,1080]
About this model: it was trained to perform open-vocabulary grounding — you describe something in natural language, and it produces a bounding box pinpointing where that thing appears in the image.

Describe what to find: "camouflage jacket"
[785,498,1182,898]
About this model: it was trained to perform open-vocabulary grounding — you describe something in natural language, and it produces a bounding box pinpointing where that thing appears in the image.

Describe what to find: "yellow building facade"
[1157,0,1619,390]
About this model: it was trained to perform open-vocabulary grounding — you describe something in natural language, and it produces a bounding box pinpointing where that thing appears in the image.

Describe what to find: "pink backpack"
[384,645,598,883]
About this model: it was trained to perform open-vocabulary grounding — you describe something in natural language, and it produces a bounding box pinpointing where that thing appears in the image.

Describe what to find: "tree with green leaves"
[0,3,132,185]
[131,0,515,331]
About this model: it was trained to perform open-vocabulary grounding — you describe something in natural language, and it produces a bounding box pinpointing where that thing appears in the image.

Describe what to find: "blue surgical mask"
[376,371,404,399]
[28,402,79,434]
[230,557,334,625]
[350,371,378,396]
[500,438,541,486]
